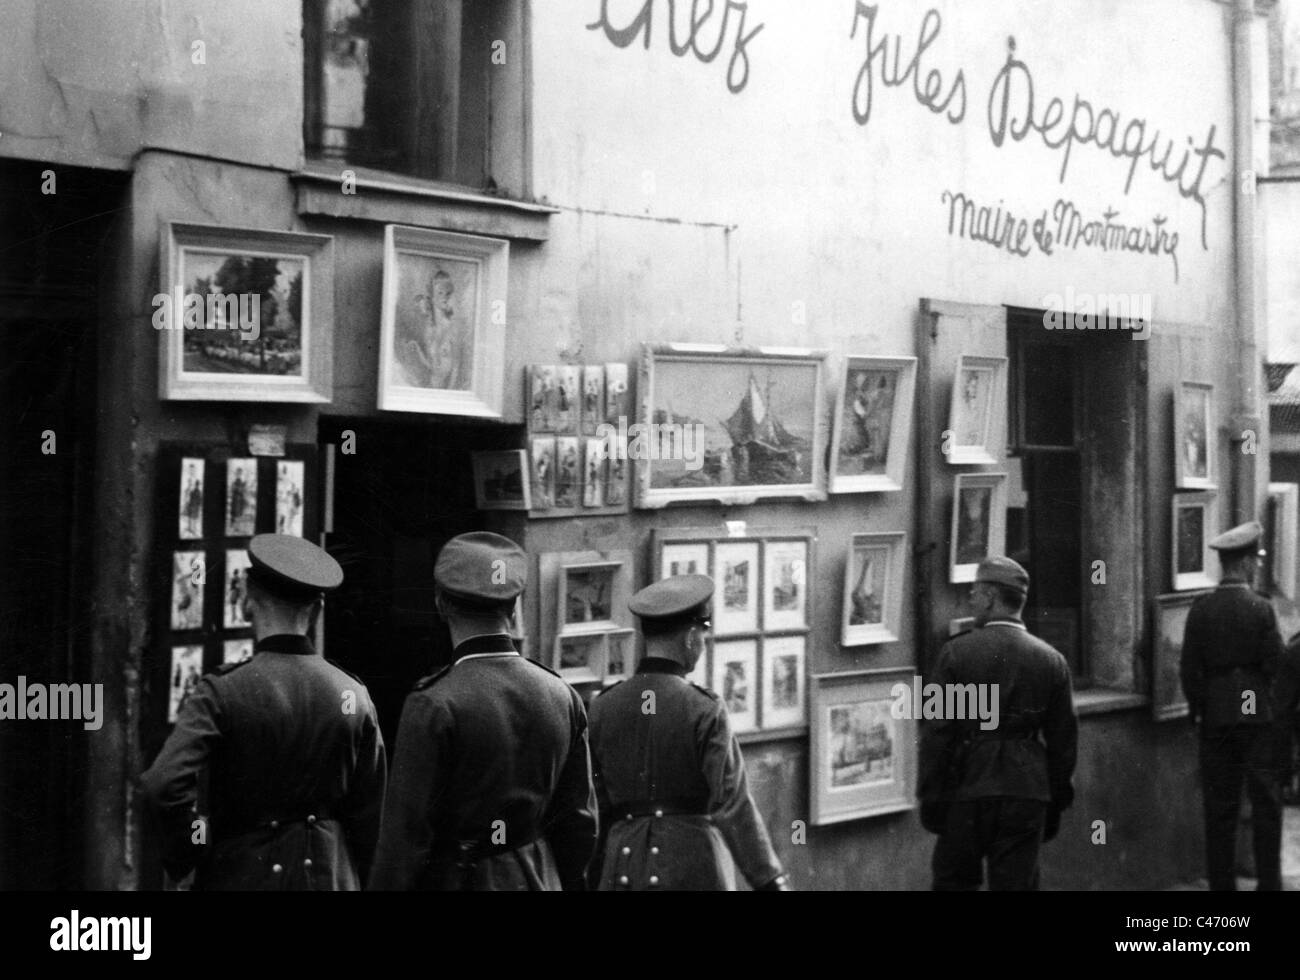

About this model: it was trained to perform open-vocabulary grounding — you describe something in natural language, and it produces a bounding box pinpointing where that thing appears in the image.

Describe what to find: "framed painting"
[1172,492,1216,591]
[946,355,1007,465]
[1174,381,1215,490]
[378,225,508,417]
[713,540,761,635]
[829,356,916,493]
[472,450,531,511]
[558,560,624,633]
[842,532,906,646]
[810,670,916,825]
[554,633,607,685]
[1267,482,1299,598]
[713,639,759,734]
[604,628,637,684]
[949,473,1008,583]
[635,344,829,508]
[159,222,334,403]
[762,634,807,729]
[1152,592,1207,721]
[764,538,809,632]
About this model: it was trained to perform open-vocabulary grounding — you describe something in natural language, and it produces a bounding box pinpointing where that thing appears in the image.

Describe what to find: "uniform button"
[651,846,660,855]
[269,820,279,831]
[303,858,313,869]
[625,813,633,822]
[618,875,629,886]
[271,863,283,874]
[654,809,664,818]
[621,846,631,856]
[307,814,317,825]
[649,875,660,886]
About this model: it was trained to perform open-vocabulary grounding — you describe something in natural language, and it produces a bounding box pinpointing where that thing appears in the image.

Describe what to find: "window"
[303,0,526,192]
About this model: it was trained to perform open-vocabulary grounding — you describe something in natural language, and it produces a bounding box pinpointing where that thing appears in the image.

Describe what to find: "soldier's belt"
[614,798,709,820]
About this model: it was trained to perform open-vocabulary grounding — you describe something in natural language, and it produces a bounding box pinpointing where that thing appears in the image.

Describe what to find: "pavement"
[1167,804,1300,890]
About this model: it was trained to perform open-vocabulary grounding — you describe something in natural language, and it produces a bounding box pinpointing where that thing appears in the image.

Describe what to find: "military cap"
[434,532,527,605]
[1209,520,1263,553]
[628,574,714,624]
[247,534,343,601]
[975,556,1030,596]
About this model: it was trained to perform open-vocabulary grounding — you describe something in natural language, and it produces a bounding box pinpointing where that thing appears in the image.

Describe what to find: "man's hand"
[1043,804,1062,843]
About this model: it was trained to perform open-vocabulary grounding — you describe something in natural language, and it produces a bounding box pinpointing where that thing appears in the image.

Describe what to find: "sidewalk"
[1168,805,1300,890]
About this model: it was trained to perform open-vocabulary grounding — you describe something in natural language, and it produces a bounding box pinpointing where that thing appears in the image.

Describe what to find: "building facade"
[0,0,1277,889]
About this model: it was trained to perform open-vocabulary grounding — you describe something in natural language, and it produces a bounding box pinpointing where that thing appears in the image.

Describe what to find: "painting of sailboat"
[638,346,828,507]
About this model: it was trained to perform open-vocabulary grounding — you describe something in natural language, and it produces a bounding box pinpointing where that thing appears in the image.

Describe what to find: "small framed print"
[1151,591,1203,721]
[947,355,1007,466]
[605,363,629,423]
[582,366,606,435]
[472,450,531,511]
[171,551,205,631]
[810,670,916,825]
[179,458,206,539]
[275,460,305,536]
[950,472,1008,583]
[554,437,580,508]
[764,540,808,631]
[224,550,251,629]
[583,439,606,508]
[559,560,623,632]
[763,635,806,729]
[530,437,556,511]
[830,356,916,493]
[530,365,557,432]
[713,639,758,734]
[554,366,580,434]
[1174,381,1215,490]
[223,638,253,666]
[1172,492,1217,591]
[168,645,205,723]
[714,541,760,635]
[605,454,629,507]
[225,458,258,537]
[1267,482,1299,598]
[661,542,709,579]
[555,632,607,685]
[605,629,636,683]
[378,225,508,418]
[842,532,906,646]
[159,223,334,403]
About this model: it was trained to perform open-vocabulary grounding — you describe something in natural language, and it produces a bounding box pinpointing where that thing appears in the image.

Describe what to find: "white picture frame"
[764,539,809,631]
[712,639,759,734]
[1174,381,1215,490]
[762,634,807,729]
[946,355,1007,466]
[713,541,760,635]
[830,356,917,493]
[949,472,1008,583]
[1269,482,1299,599]
[1172,491,1217,591]
[159,222,334,403]
[842,532,906,647]
[378,225,508,417]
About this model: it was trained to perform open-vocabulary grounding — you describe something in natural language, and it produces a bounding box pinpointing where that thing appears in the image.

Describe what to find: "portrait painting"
[472,450,531,511]
[713,541,759,635]
[764,539,808,631]
[275,460,305,537]
[378,225,508,417]
[583,438,606,508]
[224,549,251,629]
[582,366,605,435]
[160,223,334,403]
[530,437,556,511]
[179,457,205,540]
[946,355,1007,465]
[554,366,579,435]
[170,551,205,631]
[530,365,557,432]
[168,645,205,723]
[1172,492,1216,591]
[949,473,1008,583]
[637,346,828,508]
[712,640,758,733]
[1174,381,1215,490]
[554,437,580,508]
[225,458,258,537]
[830,356,916,493]
[842,532,905,646]
[763,635,806,729]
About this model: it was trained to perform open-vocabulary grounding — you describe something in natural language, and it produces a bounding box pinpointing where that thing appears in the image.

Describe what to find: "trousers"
[1199,726,1282,891]
[931,797,1046,891]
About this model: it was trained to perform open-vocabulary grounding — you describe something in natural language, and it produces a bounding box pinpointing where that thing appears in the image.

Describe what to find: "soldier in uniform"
[919,557,1078,891]
[1180,520,1283,891]
[141,534,386,890]
[587,574,790,891]
[368,532,597,890]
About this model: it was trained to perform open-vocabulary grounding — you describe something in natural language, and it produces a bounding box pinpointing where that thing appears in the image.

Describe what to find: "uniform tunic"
[140,634,387,890]
[587,658,784,891]
[1180,577,1284,890]
[368,635,597,891]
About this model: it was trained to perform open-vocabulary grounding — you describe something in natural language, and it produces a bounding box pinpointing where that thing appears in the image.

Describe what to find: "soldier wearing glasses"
[1181,521,1284,891]
[587,574,790,891]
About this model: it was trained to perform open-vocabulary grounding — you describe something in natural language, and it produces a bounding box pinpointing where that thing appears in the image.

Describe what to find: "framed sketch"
[582,366,606,435]
[555,633,607,685]
[605,362,630,423]
[1174,381,1215,490]
[168,645,205,723]
[661,542,710,580]
[558,560,624,632]
[378,225,508,417]
[224,458,258,537]
[472,450,531,511]
[713,541,760,635]
[605,629,636,683]
[635,344,829,508]
[529,437,556,511]
[764,539,809,631]
[949,472,1008,583]
[830,356,916,493]
[946,355,1007,465]
[810,670,916,825]
[530,365,557,432]
[842,532,906,646]
[170,551,205,631]
[554,365,580,435]
[223,550,251,629]
[1152,592,1206,720]
[159,223,334,403]
[1172,492,1217,591]
[713,639,759,734]
[1268,483,1299,598]
[178,458,206,539]
[275,460,305,536]
[763,635,807,729]
[583,438,606,508]
[223,639,253,666]
[554,437,580,509]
